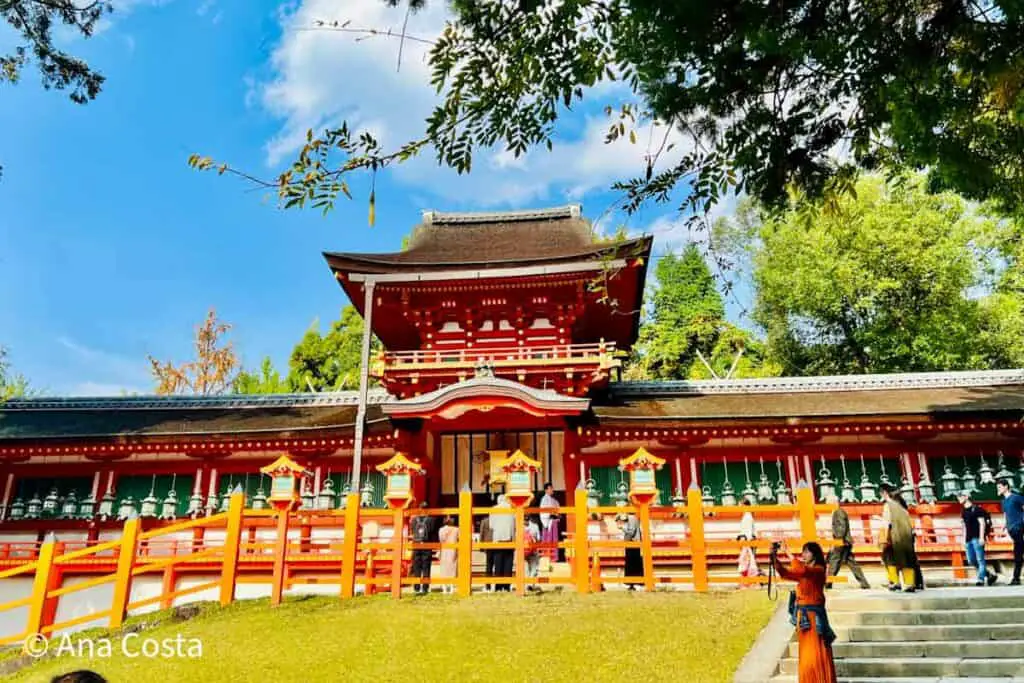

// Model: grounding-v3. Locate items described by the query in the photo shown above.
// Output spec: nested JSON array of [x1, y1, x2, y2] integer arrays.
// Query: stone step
[[840, 623, 1023, 642], [829, 607, 1024, 626], [789, 639, 1024, 659], [828, 590, 1024, 613], [778, 657, 1024, 678]]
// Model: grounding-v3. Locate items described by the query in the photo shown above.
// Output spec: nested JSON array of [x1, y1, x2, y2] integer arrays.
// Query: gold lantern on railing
[[375, 452, 424, 510], [260, 454, 309, 512], [618, 447, 666, 506]]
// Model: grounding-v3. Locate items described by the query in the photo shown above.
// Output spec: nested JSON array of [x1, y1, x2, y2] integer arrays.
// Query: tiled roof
[[323, 205, 651, 272], [595, 370, 1024, 423], [0, 391, 391, 441]]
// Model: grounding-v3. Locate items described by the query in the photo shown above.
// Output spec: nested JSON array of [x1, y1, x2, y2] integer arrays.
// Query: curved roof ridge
[[422, 205, 581, 225], [0, 389, 394, 412]]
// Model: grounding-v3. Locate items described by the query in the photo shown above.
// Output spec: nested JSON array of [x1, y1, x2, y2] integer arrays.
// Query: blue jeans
[[965, 538, 987, 581]]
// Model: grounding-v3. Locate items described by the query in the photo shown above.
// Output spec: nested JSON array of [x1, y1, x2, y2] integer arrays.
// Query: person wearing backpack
[[958, 491, 996, 586], [410, 501, 437, 594]]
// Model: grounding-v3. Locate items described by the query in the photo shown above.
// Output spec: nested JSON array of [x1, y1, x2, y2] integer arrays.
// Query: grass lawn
[[12, 590, 775, 682]]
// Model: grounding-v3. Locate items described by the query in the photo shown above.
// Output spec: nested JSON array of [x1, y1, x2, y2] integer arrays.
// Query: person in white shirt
[[540, 482, 561, 563]]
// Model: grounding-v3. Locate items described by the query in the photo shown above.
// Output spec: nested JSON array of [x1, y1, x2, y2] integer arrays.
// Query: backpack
[[411, 516, 431, 543]]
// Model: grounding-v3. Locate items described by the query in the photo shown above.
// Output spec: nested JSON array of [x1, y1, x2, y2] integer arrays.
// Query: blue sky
[[0, 0, 740, 396]]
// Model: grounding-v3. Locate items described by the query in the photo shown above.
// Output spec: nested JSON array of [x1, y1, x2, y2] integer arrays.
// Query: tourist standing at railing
[[489, 494, 515, 591], [410, 501, 437, 595], [525, 514, 542, 590], [623, 512, 644, 590], [540, 482, 560, 564], [959, 491, 996, 586], [770, 540, 837, 683], [479, 514, 496, 592], [438, 515, 459, 594], [879, 483, 916, 592], [825, 494, 870, 590], [996, 479, 1024, 586]]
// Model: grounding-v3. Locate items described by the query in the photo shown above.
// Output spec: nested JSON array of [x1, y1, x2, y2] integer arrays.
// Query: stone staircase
[[770, 587, 1024, 682]]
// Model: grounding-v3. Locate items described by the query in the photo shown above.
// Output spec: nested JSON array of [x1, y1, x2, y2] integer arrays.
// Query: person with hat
[[879, 483, 916, 592], [959, 490, 996, 586]]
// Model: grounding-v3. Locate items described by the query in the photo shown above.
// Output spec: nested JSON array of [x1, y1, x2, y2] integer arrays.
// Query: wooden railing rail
[[1, 485, 1015, 652]]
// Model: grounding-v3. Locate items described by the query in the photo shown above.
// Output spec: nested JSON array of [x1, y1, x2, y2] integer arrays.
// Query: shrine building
[[1, 204, 1023, 544]]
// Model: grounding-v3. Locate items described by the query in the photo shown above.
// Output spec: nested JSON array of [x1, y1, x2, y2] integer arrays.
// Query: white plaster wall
[[0, 577, 32, 640]]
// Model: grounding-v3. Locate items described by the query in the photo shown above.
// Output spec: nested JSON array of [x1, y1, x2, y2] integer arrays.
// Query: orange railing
[[2, 486, 1014, 651], [379, 341, 618, 369]]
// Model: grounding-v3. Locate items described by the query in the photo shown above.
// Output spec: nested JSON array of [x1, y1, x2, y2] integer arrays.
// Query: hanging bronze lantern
[[899, 474, 917, 507], [98, 489, 116, 519], [774, 459, 791, 505], [978, 452, 996, 485], [337, 480, 351, 509], [816, 457, 836, 501], [60, 491, 79, 519], [140, 478, 160, 519], [939, 461, 961, 499], [26, 492, 43, 519], [8, 497, 25, 521], [701, 484, 715, 507], [187, 490, 204, 518], [160, 489, 179, 520], [360, 479, 375, 507], [317, 478, 338, 510], [720, 480, 738, 507], [995, 452, 1014, 483], [117, 495, 137, 521], [858, 455, 878, 503], [838, 455, 858, 503], [961, 462, 978, 494], [77, 492, 97, 520], [42, 487, 60, 518]]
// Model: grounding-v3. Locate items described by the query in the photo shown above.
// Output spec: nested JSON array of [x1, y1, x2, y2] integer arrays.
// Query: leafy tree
[[233, 356, 291, 394], [0, 347, 30, 399], [624, 244, 777, 380], [286, 306, 380, 392], [149, 309, 240, 395], [196, 1, 1024, 223], [2, 1, 109, 102], [735, 174, 1014, 374]]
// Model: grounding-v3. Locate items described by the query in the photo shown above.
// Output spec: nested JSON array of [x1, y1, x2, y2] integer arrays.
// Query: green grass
[[11, 591, 774, 682]]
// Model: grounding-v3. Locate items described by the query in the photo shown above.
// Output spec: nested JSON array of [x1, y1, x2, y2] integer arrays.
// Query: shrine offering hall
[[1, 205, 1023, 549]]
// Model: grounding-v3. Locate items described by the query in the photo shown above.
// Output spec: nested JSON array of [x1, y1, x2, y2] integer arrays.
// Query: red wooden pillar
[[563, 427, 581, 494]]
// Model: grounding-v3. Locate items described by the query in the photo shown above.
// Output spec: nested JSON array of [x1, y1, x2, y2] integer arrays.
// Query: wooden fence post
[[270, 510, 290, 607], [23, 534, 59, 645], [639, 500, 655, 592], [340, 493, 361, 599], [796, 484, 816, 545], [573, 487, 590, 594], [686, 486, 708, 592], [457, 489, 473, 597], [514, 505, 526, 596], [390, 508, 405, 598], [109, 518, 141, 629], [219, 492, 245, 607]]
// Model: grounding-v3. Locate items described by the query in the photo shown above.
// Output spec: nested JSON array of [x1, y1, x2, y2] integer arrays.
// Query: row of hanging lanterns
[[3, 469, 387, 523]]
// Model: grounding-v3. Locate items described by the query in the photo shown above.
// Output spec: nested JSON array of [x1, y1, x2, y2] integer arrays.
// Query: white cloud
[[257, 0, 690, 209], [56, 337, 151, 396]]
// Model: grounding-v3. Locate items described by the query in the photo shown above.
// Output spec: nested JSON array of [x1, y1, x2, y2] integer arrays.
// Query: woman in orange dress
[[769, 541, 837, 683]]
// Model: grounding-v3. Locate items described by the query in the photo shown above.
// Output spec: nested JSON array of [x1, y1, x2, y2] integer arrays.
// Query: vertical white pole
[[675, 458, 683, 490], [351, 279, 376, 493], [89, 472, 100, 499], [689, 458, 698, 487]]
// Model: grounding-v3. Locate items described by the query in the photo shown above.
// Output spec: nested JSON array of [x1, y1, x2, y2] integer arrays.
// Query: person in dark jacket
[[997, 478, 1024, 585], [825, 494, 869, 589]]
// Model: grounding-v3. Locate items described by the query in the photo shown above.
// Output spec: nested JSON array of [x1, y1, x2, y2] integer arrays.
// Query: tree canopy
[[233, 306, 380, 395], [722, 174, 1020, 375], [195, 0, 1024, 223], [149, 309, 240, 395], [2, 1, 109, 103], [0, 347, 30, 400], [625, 244, 776, 380]]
